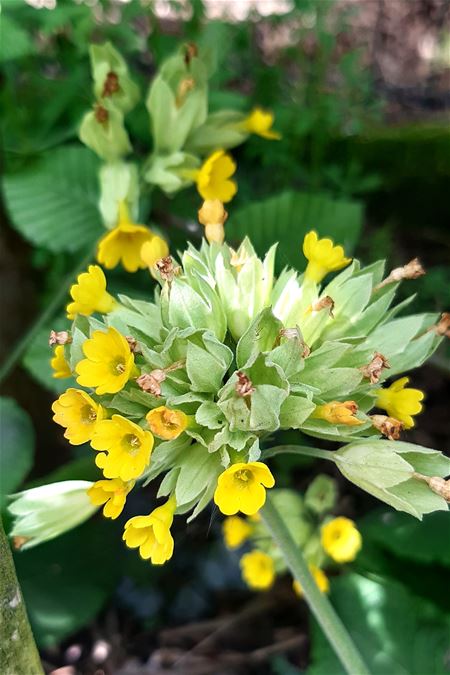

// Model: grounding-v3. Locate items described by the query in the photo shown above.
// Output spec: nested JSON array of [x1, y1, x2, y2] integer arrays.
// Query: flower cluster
[[40, 207, 450, 564], [78, 42, 279, 274], [223, 482, 362, 594]]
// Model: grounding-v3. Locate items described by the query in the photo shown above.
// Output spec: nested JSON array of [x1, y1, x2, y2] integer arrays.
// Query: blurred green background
[[1, 0, 449, 673]]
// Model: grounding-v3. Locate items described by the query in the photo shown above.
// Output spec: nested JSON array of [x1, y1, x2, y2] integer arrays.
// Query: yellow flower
[[214, 462, 275, 516], [312, 400, 363, 426], [195, 150, 237, 203], [52, 388, 104, 445], [293, 566, 329, 597], [66, 265, 116, 320], [91, 414, 154, 481], [375, 377, 424, 429], [140, 236, 169, 270], [76, 326, 135, 395], [240, 550, 275, 590], [303, 231, 351, 283], [97, 202, 154, 273], [123, 496, 176, 565], [146, 406, 188, 441], [87, 478, 134, 519], [242, 107, 281, 140], [321, 517, 362, 563], [222, 516, 252, 549], [51, 345, 72, 379]]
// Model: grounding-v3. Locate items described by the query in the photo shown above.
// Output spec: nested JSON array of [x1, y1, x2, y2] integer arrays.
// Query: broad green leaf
[[279, 395, 316, 429], [2, 146, 103, 252], [0, 14, 32, 62], [14, 518, 123, 648], [228, 191, 363, 272], [308, 573, 450, 675], [0, 398, 34, 506], [174, 443, 222, 506], [236, 307, 283, 368]]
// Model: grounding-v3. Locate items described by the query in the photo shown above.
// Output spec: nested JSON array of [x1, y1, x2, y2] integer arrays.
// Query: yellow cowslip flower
[[122, 495, 176, 565], [140, 236, 169, 270], [303, 231, 351, 283], [222, 515, 252, 549], [91, 414, 154, 481], [375, 377, 424, 429], [51, 345, 72, 379], [146, 406, 188, 441], [240, 550, 275, 590], [195, 150, 237, 203], [76, 326, 135, 395], [293, 566, 329, 597], [87, 478, 135, 519], [52, 388, 104, 445], [66, 265, 116, 320], [312, 400, 363, 426], [241, 107, 281, 140], [321, 516, 362, 563], [97, 202, 154, 273], [213, 462, 275, 516]]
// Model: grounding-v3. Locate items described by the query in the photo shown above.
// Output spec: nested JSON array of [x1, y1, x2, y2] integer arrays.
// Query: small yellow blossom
[[66, 265, 116, 320], [375, 377, 424, 429], [52, 388, 104, 445], [321, 517, 362, 563], [141, 236, 169, 270], [240, 550, 275, 590], [146, 406, 188, 441], [293, 566, 329, 597], [97, 202, 154, 273], [195, 150, 237, 203], [242, 107, 281, 140], [312, 400, 363, 426], [214, 462, 275, 516], [222, 516, 252, 549], [91, 414, 154, 481], [76, 326, 135, 395], [123, 496, 176, 565], [51, 345, 72, 379], [87, 478, 135, 519], [303, 231, 351, 283]]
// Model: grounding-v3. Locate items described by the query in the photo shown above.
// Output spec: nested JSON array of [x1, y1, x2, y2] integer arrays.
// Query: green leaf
[[0, 398, 34, 506], [236, 307, 283, 368], [0, 14, 33, 62], [186, 333, 233, 393], [2, 146, 103, 252], [174, 443, 222, 506], [14, 517, 123, 648], [308, 573, 450, 675], [304, 475, 337, 515], [228, 191, 363, 272], [279, 394, 316, 429]]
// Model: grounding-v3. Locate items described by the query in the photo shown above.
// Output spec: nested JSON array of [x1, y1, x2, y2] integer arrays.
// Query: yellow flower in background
[[293, 566, 329, 597], [97, 202, 154, 272], [91, 414, 153, 481], [146, 406, 188, 441], [240, 550, 275, 590], [52, 388, 104, 445], [66, 265, 116, 320], [140, 236, 169, 270], [123, 496, 176, 565], [321, 517, 362, 563], [196, 150, 237, 203], [375, 377, 424, 429], [222, 515, 252, 549], [214, 462, 275, 516], [87, 478, 134, 519], [76, 326, 135, 395], [242, 107, 281, 140], [303, 231, 351, 283], [312, 400, 363, 426], [51, 345, 72, 379]]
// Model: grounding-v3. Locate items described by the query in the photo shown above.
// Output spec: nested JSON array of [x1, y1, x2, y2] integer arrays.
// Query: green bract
[[58, 236, 447, 522]]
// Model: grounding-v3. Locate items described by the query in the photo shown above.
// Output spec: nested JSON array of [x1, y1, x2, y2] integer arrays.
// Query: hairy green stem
[[0, 247, 94, 385], [0, 517, 43, 675], [263, 445, 336, 461], [261, 494, 371, 675]]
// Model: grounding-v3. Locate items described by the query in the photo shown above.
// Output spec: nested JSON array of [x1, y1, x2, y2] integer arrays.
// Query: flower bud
[[312, 401, 363, 426], [198, 200, 228, 227]]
